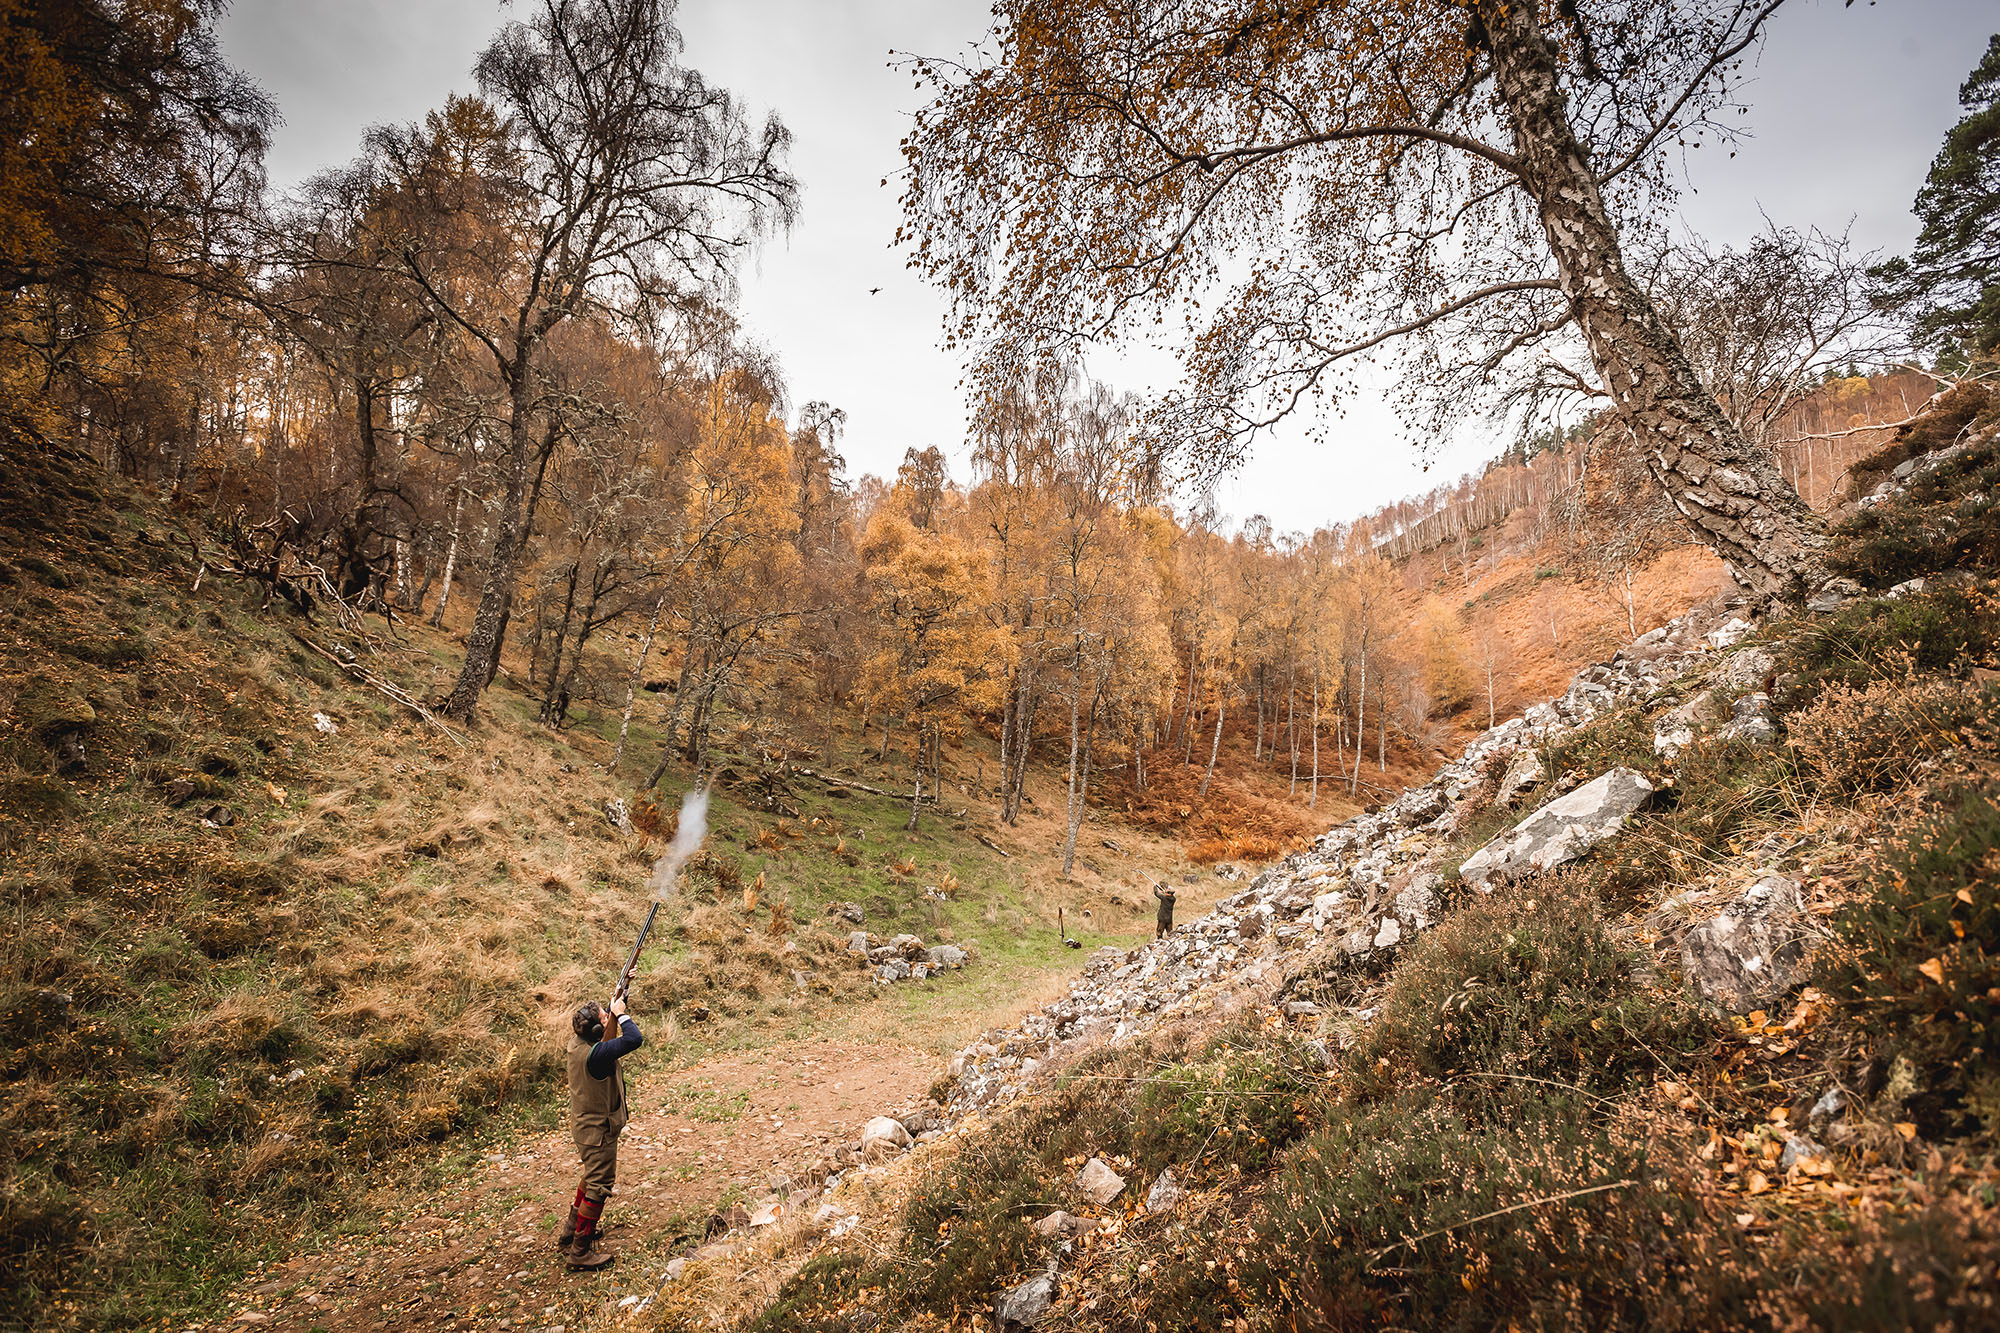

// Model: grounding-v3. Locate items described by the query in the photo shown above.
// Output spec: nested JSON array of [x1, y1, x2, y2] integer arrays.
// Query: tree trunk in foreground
[[1483, 0, 1827, 601]]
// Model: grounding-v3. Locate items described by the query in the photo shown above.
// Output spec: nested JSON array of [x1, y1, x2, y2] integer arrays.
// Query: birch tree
[[372, 0, 796, 721], [902, 0, 1832, 600]]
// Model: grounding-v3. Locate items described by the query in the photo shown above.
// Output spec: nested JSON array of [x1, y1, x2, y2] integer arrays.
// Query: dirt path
[[201, 1039, 938, 1332]]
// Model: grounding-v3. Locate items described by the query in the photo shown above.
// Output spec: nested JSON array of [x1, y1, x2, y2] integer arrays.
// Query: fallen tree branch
[[792, 767, 939, 803], [291, 632, 467, 748], [973, 832, 1011, 858]]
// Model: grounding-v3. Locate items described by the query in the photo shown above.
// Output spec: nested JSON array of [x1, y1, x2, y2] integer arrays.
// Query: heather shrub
[[1539, 705, 1660, 782], [1831, 424, 2000, 586], [740, 1253, 868, 1333], [1348, 882, 1715, 1100], [1787, 676, 1999, 794], [887, 1019, 1320, 1316], [1782, 584, 2000, 696], [1251, 1095, 1754, 1332], [1818, 778, 2000, 1140]]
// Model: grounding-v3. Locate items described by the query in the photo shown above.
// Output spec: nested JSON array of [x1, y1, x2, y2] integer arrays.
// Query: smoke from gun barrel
[[646, 787, 710, 902]]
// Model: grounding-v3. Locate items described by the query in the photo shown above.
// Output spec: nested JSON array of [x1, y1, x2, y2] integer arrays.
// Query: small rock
[[1031, 1210, 1096, 1238], [1145, 1169, 1185, 1215], [1809, 1086, 1847, 1127], [846, 931, 871, 955], [197, 803, 235, 828], [664, 1257, 687, 1280], [1392, 786, 1449, 827], [749, 1199, 783, 1227], [601, 798, 631, 832], [1654, 690, 1715, 759], [994, 1266, 1058, 1331], [1372, 917, 1402, 949], [927, 943, 968, 970], [1309, 891, 1349, 932], [1283, 1000, 1321, 1017], [1720, 646, 1777, 692], [1681, 873, 1812, 1012], [1779, 1135, 1825, 1171], [1495, 749, 1546, 806], [311, 712, 339, 735], [1719, 692, 1777, 747], [861, 1115, 913, 1163], [1075, 1157, 1126, 1206], [826, 901, 865, 925], [1705, 617, 1754, 649], [1807, 578, 1863, 614], [1392, 875, 1440, 930], [875, 960, 911, 983], [1886, 577, 1927, 599]]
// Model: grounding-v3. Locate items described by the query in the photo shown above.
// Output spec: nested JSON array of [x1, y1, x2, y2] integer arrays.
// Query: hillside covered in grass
[[659, 399, 2000, 1331], [0, 441, 1238, 1329]]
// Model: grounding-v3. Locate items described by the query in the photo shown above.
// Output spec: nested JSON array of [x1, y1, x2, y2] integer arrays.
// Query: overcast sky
[[219, 0, 1998, 536]]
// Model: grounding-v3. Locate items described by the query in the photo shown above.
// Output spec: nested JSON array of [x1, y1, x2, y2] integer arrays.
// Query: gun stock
[[615, 902, 661, 1003]]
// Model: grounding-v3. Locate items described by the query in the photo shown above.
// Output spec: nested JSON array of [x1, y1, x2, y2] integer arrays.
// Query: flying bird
[[868, 287, 882, 295]]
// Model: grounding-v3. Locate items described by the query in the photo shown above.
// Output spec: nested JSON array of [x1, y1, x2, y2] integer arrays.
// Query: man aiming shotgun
[[558, 902, 659, 1271], [558, 789, 702, 1270]]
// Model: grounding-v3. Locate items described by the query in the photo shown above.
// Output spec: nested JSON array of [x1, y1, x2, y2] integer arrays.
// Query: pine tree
[[1873, 34, 2000, 369]]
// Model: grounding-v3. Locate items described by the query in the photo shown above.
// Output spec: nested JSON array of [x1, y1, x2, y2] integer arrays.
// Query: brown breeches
[[578, 1133, 619, 1202]]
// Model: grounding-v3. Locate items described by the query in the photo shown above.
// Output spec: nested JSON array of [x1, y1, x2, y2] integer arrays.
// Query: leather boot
[[558, 1184, 584, 1250], [566, 1195, 614, 1271]]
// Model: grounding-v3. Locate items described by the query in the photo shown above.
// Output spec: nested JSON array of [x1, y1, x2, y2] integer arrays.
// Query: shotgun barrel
[[614, 902, 661, 1003]]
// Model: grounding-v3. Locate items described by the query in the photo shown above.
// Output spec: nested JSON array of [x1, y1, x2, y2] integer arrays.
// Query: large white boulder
[[1459, 768, 1654, 889]]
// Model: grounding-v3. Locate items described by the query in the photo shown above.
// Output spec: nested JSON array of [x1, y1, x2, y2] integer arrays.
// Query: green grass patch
[[1539, 705, 1661, 784]]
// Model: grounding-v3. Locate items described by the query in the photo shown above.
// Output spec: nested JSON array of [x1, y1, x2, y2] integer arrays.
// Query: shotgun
[[614, 902, 660, 1004]]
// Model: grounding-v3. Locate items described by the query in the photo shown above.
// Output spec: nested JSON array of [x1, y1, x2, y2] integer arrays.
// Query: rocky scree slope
[[659, 405, 2000, 1333], [945, 602, 1749, 1114]]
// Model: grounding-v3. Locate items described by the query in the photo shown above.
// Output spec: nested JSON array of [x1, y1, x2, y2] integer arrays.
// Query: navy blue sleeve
[[585, 1016, 642, 1080]]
